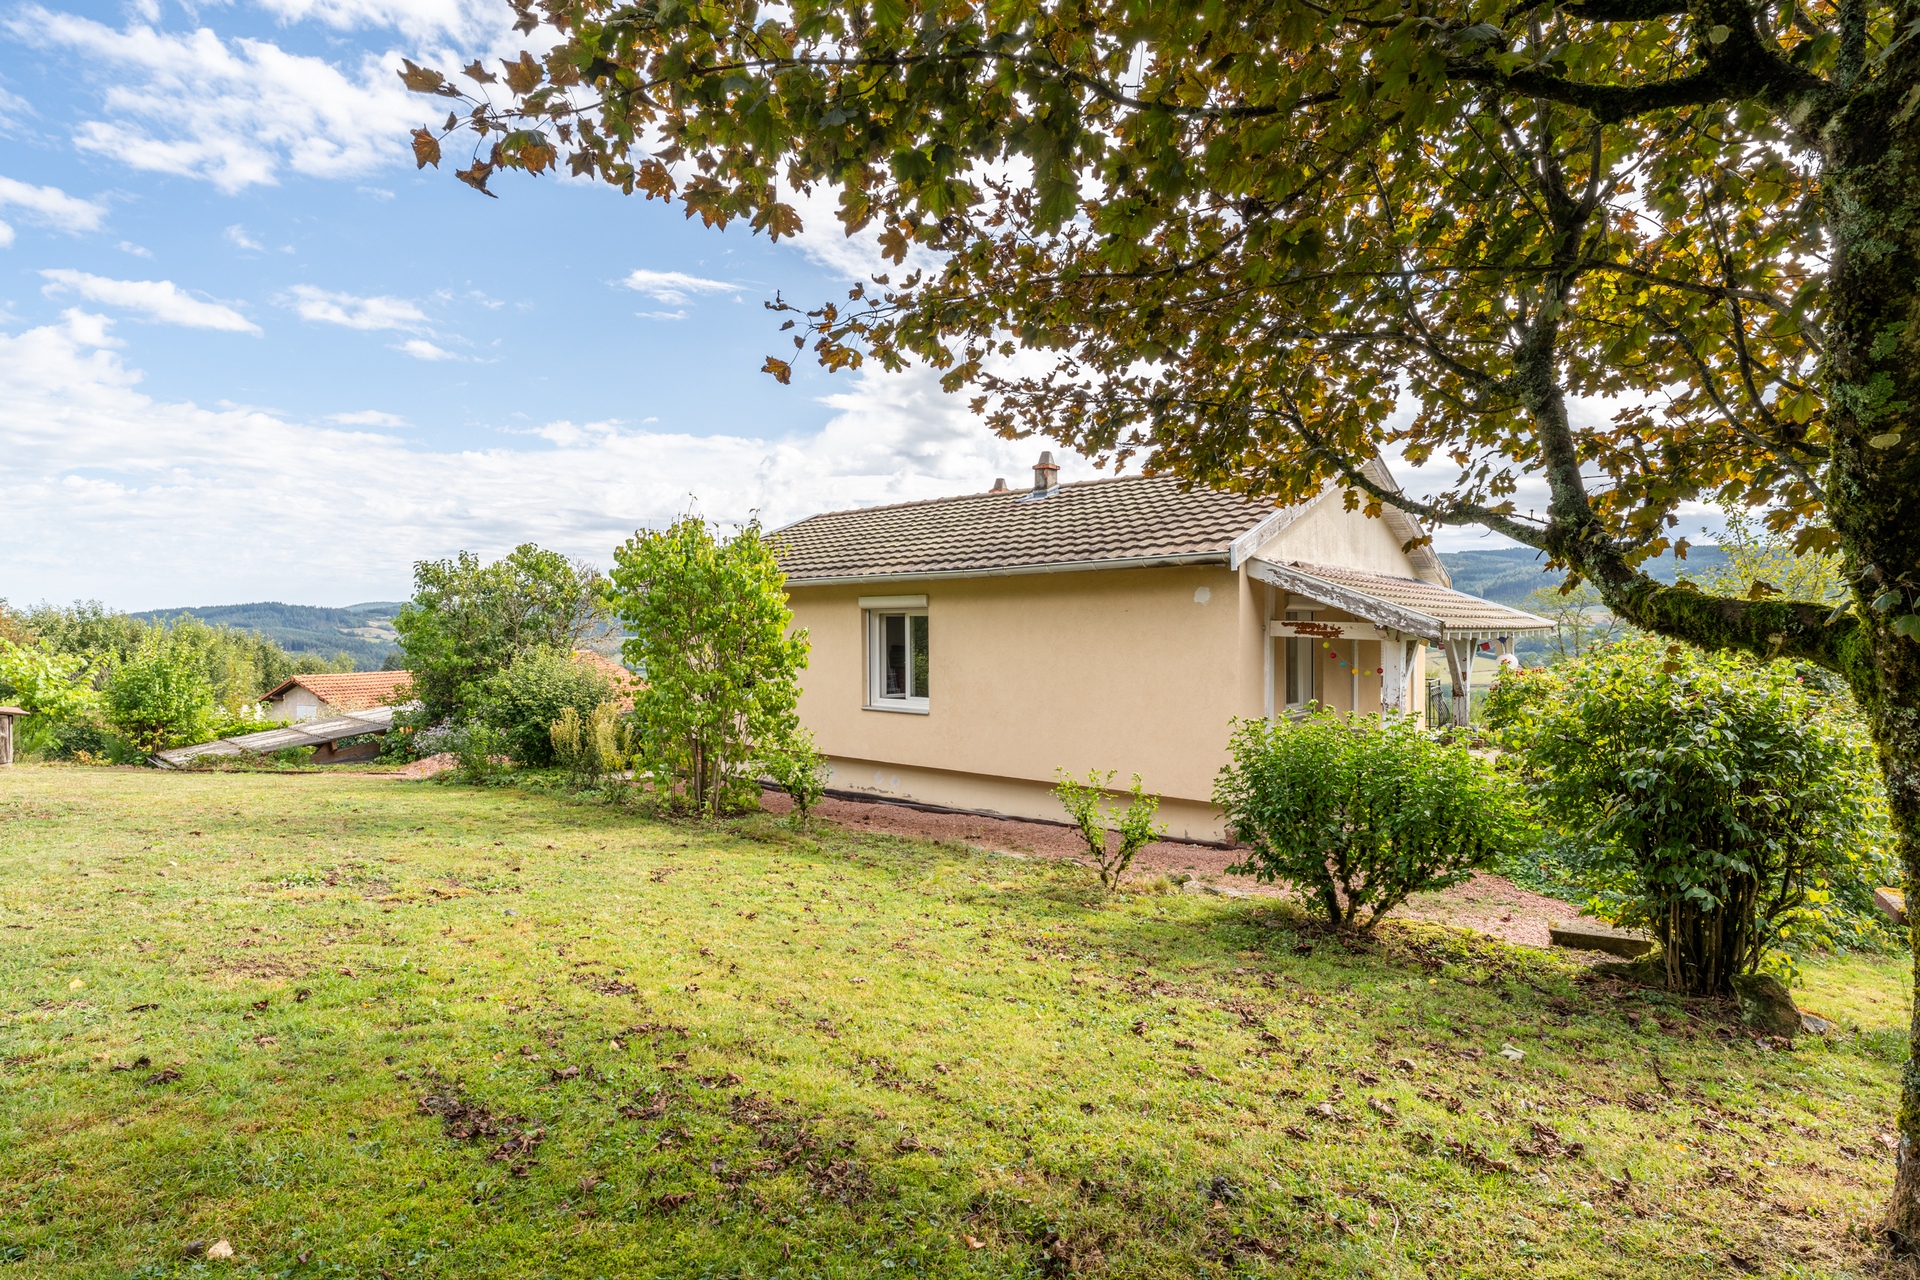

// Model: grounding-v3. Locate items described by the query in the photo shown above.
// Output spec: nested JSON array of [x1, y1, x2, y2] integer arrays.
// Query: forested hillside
[[129, 602, 403, 670]]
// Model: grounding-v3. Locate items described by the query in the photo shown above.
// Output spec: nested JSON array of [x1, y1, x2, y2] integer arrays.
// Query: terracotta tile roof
[[775, 474, 1285, 582], [571, 649, 640, 709], [1262, 561, 1555, 638], [262, 670, 414, 711]]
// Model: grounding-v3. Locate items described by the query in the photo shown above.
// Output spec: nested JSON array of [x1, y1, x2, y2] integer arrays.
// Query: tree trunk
[[1817, 48, 1920, 1248]]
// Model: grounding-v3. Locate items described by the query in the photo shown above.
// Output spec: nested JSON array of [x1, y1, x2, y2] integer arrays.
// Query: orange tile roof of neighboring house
[[261, 670, 415, 711], [775, 473, 1288, 583], [572, 649, 639, 709]]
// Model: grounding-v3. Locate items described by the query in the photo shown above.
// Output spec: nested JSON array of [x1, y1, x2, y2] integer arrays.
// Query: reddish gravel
[[760, 789, 1576, 948]]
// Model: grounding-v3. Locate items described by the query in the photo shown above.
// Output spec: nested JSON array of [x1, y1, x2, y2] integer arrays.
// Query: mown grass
[[0, 764, 1905, 1279]]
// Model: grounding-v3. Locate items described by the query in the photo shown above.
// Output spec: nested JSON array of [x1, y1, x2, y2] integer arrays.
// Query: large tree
[[400, 0, 1920, 1238]]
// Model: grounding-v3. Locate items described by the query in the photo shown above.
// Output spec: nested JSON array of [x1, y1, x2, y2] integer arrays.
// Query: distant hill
[[130, 601, 404, 671], [1438, 545, 1731, 606]]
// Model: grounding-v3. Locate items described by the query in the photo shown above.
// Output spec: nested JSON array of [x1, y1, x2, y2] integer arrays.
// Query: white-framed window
[[862, 597, 930, 713], [1282, 610, 1319, 708]]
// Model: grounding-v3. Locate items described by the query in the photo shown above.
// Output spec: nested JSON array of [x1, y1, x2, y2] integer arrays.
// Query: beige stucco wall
[[265, 689, 329, 723], [788, 565, 1265, 840], [1254, 491, 1429, 577]]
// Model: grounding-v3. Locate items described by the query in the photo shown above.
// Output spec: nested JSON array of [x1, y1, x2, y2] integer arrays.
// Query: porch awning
[[1247, 559, 1554, 644]]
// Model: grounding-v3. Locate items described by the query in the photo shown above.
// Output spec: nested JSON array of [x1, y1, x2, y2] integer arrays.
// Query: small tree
[[1487, 636, 1887, 995], [609, 516, 809, 817], [481, 648, 616, 766], [765, 730, 830, 830], [394, 544, 605, 723], [106, 640, 215, 755], [1053, 770, 1165, 891], [1215, 711, 1528, 930]]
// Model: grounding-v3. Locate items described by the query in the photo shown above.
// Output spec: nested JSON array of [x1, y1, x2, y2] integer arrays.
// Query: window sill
[[864, 700, 930, 715]]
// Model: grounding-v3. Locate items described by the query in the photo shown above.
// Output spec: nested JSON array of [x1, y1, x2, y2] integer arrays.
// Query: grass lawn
[[0, 765, 1905, 1279]]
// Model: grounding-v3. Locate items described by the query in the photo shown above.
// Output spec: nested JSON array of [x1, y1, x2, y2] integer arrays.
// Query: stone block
[[1548, 919, 1654, 959], [1875, 887, 1906, 926]]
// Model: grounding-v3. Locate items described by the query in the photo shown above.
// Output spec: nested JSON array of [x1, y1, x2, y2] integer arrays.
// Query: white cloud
[[284, 284, 428, 331], [616, 269, 741, 306], [327, 409, 409, 426], [0, 313, 1096, 608], [225, 224, 264, 251], [118, 241, 152, 257], [40, 269, 259, 332], [14, 10, 424, 192], [0, 175, 107, 233], [0, 221, 12, 249], [393, 338, 456, 360], [253, 0, 507, 42]]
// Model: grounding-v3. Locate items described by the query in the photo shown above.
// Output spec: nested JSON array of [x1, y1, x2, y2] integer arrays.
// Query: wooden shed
[[0, 706, 23, 767]]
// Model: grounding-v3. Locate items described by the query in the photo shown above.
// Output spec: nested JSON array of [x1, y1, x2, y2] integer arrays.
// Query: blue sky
[[0, 0, 1574, 612]]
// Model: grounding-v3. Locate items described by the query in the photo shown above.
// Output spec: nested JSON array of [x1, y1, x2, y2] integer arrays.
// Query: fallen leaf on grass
[[207, 1240, 234, 1259], [1283, 1125, 1312, 1140], [1445, 1139, 1514, 1174], [963, 1235, 986, 1250], [127, 1003, 158, 1013], [295, 989, 311, 1002], [655, 1191, 695, 1210], [145, 1068, 182, 1086]]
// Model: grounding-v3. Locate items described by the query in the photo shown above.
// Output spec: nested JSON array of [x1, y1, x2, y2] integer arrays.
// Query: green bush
[[1486, 636, 1893, 993], [1214, 710, 1530, 930], [479, 649, 617, 765], [550, 703, 637, 791], [1053, 769, 1165, 891], [105, 641, 216, 756], [765, 731, 830, 829]]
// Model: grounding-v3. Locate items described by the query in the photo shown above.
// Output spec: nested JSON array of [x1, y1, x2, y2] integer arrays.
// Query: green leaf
[[1869, 431, 1902, 449], [1893, 615, 1920, 641], [1707, 24, 1731, 42]]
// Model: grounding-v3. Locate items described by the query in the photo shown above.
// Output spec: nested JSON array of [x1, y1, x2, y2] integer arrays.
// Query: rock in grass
[[207, 1240, 234, 1260], [1731, 973, 1801, 1039]]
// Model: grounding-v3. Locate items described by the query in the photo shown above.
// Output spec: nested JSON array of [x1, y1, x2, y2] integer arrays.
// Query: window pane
[[883, 614, 907, 697], [910, 614, 930, 699], [1284, 638, 1301, 705]]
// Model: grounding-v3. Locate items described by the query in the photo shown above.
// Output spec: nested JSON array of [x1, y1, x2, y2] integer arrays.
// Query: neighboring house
[[262, 671, 414, 722], [571, 649, 640, 709], [776, 454, 1551, 839]]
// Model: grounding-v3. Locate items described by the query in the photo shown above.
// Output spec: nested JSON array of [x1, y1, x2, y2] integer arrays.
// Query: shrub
[[1053, 770, 1165, 891], [1485, 635, 1891, 994], [609, 516, 808, 817], [447, 723, 509, 784], [765, 731, 830, 829], [105, 641, 215, 756], [480, 648, 616, 765], [551, 703, 636, 790], [1214, 710, 1529, 930]]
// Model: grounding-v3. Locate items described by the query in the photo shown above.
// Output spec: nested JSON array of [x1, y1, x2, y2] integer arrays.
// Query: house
[[775, 454, 1552, 839], [262, 670, 413, 722]]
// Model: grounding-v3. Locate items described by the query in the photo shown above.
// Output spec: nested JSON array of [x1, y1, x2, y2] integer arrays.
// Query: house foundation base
[[819, 756, 1228, 843]]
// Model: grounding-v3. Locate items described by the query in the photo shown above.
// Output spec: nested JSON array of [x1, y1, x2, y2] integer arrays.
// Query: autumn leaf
[[411, 129, 442, 170], [502, 52, 543, 95], [398, 59, 445, 93], [761, 356, 793, 384], [463, 59, 497, 84], [455, 159, 498, 197]]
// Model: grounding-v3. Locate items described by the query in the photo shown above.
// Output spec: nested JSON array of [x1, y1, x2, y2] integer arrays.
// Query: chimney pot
[[1032, 451, 1061, 496], [989, 477, 1008, 493]]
